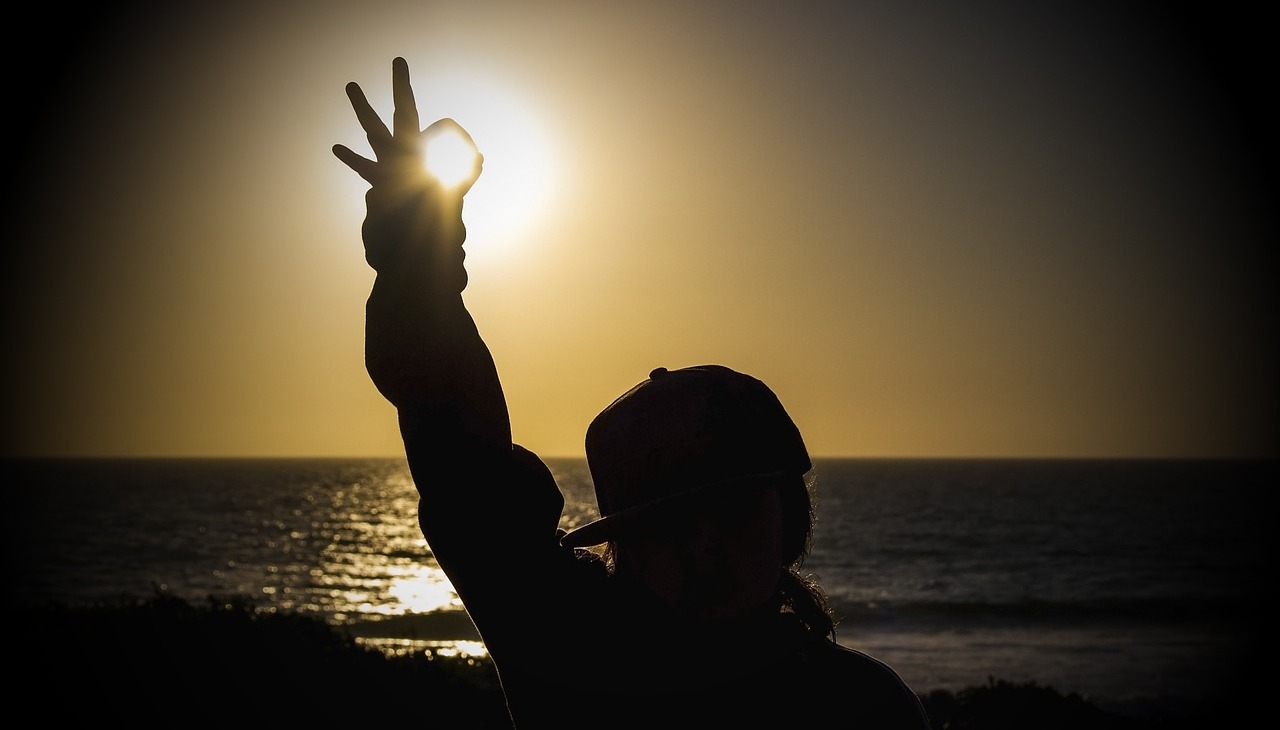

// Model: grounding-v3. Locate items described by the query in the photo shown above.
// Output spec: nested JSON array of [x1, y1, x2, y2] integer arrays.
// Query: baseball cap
[[559, 365, 811, 547]]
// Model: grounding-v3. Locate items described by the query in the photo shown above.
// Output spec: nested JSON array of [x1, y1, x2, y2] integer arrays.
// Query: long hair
[[776, 472, 836, 639]]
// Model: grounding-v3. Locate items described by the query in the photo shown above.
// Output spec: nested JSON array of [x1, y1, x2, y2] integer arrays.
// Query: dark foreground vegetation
[[13, 593, 1253, 728]]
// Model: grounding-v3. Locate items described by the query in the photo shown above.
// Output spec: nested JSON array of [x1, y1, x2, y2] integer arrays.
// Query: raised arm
[[333, 57, 511, 453], [334, 63, 572, 652]]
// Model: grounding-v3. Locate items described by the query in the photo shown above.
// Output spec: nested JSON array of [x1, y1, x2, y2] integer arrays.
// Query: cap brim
[[558, 471, 788, 548]]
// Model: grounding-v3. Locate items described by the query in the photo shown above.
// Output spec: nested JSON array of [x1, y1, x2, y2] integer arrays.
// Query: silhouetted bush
[[15, 590, 510, 726], [918, 676, 1253, 730], [13, 592, 1254, 728]]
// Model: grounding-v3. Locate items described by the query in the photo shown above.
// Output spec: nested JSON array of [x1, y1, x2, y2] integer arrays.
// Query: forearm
[[362, 181, 512, 452], [336, 59, 524, 578], [367, 284, 510, 446]]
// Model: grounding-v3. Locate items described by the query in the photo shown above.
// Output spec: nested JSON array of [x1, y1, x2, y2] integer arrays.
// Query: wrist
[[362, 185, 469, 285]]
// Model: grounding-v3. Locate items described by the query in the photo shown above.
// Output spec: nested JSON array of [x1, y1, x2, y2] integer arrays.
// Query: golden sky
[[4, 1, 1275, 458]]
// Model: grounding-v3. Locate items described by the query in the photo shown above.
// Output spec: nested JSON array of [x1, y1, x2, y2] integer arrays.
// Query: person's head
[[560, 365, 830, 628]]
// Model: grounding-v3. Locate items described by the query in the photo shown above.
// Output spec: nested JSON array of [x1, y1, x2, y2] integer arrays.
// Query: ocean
[[6, 456, 1271, 716]]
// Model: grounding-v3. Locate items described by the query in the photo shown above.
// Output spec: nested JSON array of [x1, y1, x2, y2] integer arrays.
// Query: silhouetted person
[[333, 57, 931, 729]]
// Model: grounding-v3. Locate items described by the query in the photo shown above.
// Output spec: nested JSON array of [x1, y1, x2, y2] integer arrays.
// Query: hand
[[333, 57, 483, 194], [333, 58, 482, 278]]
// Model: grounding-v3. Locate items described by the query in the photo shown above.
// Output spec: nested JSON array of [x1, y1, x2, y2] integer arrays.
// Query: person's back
[[334, 57, 931, 729], [493, 563, 927, 728], [498, 606, 926, 728]]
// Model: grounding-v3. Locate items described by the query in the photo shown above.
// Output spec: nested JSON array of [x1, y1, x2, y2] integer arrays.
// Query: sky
[[4, 1, 1275, 459]]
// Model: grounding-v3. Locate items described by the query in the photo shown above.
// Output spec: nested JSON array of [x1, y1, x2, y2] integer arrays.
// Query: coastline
[[9, 456, 1267, 725], [338, 602, 1262, 719], [17, 593, 1261, 727]]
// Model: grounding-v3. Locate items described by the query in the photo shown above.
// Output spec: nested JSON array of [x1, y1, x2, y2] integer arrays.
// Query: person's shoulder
[[806, 639, 932, 727], [808, 639, 904, 682]]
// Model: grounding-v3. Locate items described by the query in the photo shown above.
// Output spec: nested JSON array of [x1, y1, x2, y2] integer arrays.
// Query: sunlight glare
[[409, 70, 559, 248], [423, 128, 479, 188]]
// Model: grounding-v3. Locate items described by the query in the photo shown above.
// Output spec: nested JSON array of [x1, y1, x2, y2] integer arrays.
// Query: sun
[[409, 70, 559, 249], [422, 127, 481, 189]]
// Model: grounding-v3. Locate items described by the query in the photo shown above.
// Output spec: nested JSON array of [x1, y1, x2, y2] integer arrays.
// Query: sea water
[[7, 456, 1271, 714]]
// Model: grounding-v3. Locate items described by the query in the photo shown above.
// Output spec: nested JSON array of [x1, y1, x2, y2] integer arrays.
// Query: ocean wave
[[831, 595, 1264, 625]]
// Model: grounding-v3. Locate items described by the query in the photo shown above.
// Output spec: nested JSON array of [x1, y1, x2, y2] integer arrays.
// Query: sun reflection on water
[[357, 638, 489, 659], [282, 459, 598, 658], [386, 564, 462, 614]]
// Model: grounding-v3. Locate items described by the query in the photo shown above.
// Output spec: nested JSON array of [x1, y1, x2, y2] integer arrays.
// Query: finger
[[345, 81, 392, 154], [392, 57, 420, 140], [332, 144, 379, 184]]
